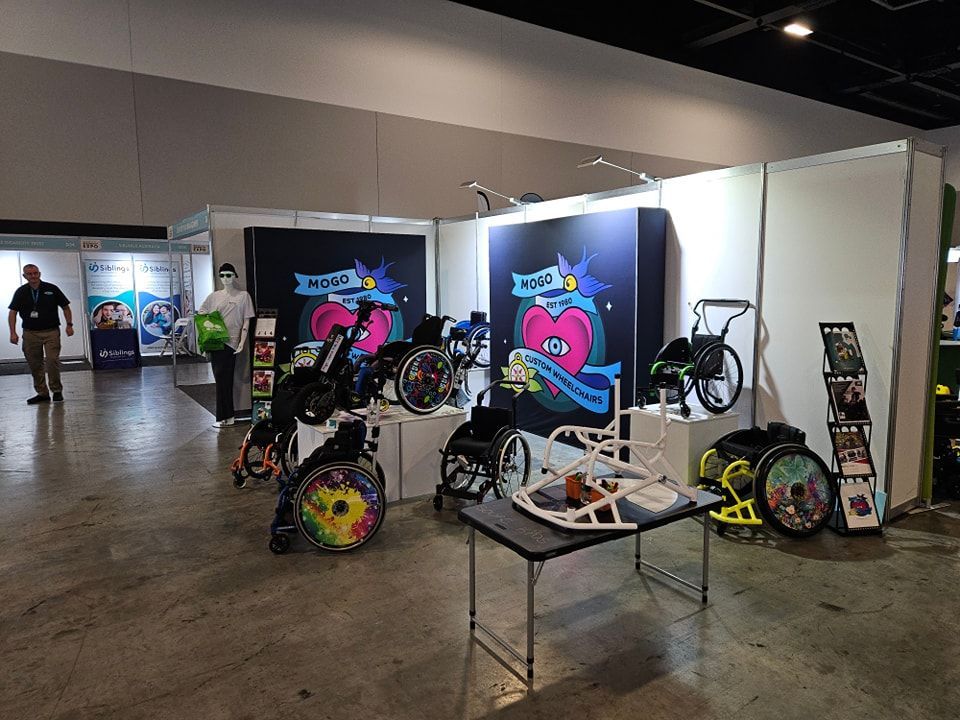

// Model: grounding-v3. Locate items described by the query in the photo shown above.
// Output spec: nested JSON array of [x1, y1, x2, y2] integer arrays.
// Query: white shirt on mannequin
[[199, 280, 254, 352]]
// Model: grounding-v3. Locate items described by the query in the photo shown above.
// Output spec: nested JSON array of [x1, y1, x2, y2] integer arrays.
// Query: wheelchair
[[434, 380, 531, 510], [698, 422, 836, 538], [640, 298, 751, 417], [230, 381, 299, 488]]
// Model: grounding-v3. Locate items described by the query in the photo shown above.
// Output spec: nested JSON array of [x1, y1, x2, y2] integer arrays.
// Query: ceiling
[[453, 0, 960, 130]]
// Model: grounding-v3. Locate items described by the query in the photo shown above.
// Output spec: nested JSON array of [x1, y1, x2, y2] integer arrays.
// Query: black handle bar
[[691, 298, 752, 338]]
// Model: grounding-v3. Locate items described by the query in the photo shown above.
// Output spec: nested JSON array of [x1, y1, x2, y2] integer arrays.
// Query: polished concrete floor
[[1, 366, 958, 719]]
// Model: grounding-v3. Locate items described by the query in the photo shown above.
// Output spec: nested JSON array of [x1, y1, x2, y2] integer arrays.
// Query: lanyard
[[31, 287, 39, 308]]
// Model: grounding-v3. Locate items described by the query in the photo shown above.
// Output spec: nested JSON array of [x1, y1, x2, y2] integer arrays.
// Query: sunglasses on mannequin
[[219, 272, 235, 278]]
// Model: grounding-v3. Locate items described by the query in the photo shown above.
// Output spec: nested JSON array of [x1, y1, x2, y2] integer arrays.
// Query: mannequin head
[[218, 262, 238, 290]]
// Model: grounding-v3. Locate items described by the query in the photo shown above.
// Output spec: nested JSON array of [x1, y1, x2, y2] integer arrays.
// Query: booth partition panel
[[20, 250, 86, 360], [438, 219, 481, 323], [758, 149, 909, 501], [0, 252, 25, 361]]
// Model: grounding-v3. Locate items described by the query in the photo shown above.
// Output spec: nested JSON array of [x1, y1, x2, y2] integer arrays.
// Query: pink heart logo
[[521, 306, 593, 396], [310, 302, 392, 353]]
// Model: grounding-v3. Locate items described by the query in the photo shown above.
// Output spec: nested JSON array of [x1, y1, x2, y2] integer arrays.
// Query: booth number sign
[[81, 239, 103, 251]]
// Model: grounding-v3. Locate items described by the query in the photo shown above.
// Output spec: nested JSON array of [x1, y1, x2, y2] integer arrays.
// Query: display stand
[[820, 323, 883, 535], [629, 404, 739, 486], [251, 309, 278, 423], [297, 404, 466, 502]]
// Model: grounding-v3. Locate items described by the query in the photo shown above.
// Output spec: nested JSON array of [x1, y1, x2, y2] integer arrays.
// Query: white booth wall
[[437, 139, 943, 517]]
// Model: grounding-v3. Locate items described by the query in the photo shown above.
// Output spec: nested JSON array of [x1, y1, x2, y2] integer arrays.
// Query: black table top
[[458, 485, 723, 561]]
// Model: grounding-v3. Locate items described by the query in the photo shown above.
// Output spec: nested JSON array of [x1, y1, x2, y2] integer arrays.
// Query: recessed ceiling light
[[783, 23, 813, 37]]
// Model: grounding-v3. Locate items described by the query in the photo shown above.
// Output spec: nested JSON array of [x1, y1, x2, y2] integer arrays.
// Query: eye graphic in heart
[[521, 306, 593, 396], [310, 302, 392, 353]]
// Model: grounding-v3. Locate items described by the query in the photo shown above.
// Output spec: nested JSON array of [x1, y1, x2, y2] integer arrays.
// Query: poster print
[[135, 260, 181, 349], [86, 258, 136, 330], [820, 323, 865, 374], [828, 378, 870, 424], [253, 340, 276, 368], [831, 426, 874, 477], [838, 481, 881, 530], [489, 209, 665, 439], [244, 228, 426, 364]]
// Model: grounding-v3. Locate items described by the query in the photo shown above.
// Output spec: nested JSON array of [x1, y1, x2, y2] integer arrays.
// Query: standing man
[[8, 264, 74, 404]]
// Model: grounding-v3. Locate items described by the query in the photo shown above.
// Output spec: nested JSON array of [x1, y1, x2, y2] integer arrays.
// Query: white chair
[[159, 318, 195, 357]]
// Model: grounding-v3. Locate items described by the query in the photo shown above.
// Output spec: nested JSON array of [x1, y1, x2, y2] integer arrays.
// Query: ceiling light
[[576, 155, 657, 184], [783, 23, 813, 37], [459, 180, 524, 206]]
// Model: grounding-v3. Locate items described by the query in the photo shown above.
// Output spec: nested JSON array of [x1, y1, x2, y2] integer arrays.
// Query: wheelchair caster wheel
[[433, 494, 444, 511], [233, 472, 247, 489], [269, 534, 290, 554], [680, 405, 691, 418], [716, 522, 727, 537]]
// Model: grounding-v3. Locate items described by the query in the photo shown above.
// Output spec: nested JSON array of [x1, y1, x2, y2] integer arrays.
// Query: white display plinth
[[296, 404, 466, 502], [628, 405, 740, 486]]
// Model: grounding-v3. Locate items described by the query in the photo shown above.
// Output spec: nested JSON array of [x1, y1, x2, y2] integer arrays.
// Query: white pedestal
[[296, 404, 466, 501], [627, 404, 740, 486]]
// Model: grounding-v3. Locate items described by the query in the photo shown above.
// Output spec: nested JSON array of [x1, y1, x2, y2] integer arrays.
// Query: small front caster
[[433, 494, 444, 511], [269, 533, 290, 554]]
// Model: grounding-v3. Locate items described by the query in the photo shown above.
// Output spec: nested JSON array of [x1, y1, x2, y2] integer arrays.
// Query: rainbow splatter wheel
[[396, 347, 454, 414], [294, 462, 386, 551], [754, 444, 835, 538]]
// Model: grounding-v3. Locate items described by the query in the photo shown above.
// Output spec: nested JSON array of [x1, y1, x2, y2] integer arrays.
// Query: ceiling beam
[[686, 1, 838, 49]]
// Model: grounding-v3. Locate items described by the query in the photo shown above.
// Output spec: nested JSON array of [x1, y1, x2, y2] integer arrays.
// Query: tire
[[395, 347, 455, 414], [357, 452, 387, 492], [439, 424, 475, 490], [293, 462, 386, 551], [433, 494, 444, 511], [466, 323, 491, 369], [693, 342, 743, 414], [491, 432, 531, 499], [242, 443, 273, 480], [293, 378, 337, 425], [753, 443, 835, 538], [279, 425, 300, 477], [269, 533, 290, 554]]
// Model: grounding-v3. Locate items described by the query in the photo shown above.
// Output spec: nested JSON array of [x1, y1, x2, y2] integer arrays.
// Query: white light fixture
[[783, 22, 813, 37], [459, 180, 524, 206], [576, 155, 657, 184], [948, 247, 960, 263]]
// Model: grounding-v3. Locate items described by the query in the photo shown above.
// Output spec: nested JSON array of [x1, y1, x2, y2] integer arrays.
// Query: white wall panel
[[209, 211, 297, 296], [758, 151, 907, 495], [584, 188, 661, 214], [438, 219, 479, 321], [659, 168, 763, 423], [888, 149, 942, 511], [0, 251, 24, 361], [19, 251, 86, 359]]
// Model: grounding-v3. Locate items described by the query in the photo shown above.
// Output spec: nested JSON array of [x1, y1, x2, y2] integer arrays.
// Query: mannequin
[[199, 263, 255, 428]]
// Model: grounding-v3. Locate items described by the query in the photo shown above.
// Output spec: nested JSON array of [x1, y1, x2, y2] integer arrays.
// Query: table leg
[[634, 532, 641, 571], [469, 527, 476, 630], [701, 514, 710, 604], [527, 561, 535, 679]]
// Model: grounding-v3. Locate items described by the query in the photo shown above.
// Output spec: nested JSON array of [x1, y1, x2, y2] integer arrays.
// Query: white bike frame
[[512, 378, 697, 530]]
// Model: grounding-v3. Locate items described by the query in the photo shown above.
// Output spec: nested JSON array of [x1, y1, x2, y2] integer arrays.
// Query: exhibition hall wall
[[0, 0, 920, 227]]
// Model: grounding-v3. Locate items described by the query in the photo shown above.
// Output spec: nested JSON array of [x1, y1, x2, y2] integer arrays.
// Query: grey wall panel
[[133, 75, 379, 225], [0, 51, 142, 224], [377, 114, 502, 218]]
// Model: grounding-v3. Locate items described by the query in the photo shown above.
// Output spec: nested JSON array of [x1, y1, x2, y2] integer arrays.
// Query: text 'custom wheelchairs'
[[640, 298, 752, 417], [698, 422, 836, 537], [434, 380, 531, 510]]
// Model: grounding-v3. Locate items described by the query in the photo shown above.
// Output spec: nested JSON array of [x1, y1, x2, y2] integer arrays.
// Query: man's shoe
[[27, 394, 51, 405], [52, 392, 63, 402], [213, 417, 236, 428]]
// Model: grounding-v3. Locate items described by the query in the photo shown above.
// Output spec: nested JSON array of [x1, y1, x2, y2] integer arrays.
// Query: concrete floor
[[1, 365, 958, 719]]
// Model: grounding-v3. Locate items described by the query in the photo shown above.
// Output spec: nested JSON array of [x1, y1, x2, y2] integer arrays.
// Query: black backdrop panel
[[244, 227, 427, 363], [489, 208, 665, 439]]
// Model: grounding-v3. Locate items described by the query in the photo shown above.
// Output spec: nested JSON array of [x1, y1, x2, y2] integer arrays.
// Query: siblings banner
[[135, 260, 182, 349], [86, 258, 136, 330], [244, 227, 427, 365], [489, 208, 666, 439]]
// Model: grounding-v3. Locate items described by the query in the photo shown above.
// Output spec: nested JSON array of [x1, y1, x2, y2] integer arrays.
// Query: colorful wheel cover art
[[294, 463, 385, 551], [756, 448, 834, 537], [399, 348, 454, 412]]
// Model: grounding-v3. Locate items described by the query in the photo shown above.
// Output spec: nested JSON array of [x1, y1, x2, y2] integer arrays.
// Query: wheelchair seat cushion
[[448, 435, 494, 458]]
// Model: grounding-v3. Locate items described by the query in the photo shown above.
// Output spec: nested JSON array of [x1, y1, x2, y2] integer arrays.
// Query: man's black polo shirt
[[8, 282, 69, 331]]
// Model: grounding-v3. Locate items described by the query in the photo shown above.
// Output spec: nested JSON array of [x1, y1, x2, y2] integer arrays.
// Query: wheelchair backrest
[[691, 333, 721, 356], [470, 405, 513, 442], [411, 314, 445, 346], [767, 421, 806, 445]]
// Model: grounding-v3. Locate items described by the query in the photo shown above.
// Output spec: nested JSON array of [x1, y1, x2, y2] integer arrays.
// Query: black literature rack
[[250, 309, 279, 424]]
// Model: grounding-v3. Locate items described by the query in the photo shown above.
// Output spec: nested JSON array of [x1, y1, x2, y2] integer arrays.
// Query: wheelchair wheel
[[753, 443, 835, 538], [357, 451, 387, 491], [242, 443, 273, 480], [293, 462, 386, 551], [293, 377, 337, 425], [279, 425, 299, 477], [466, 323, 491, 369], [439, 425, 475, 490], [395, 347, 455, 414], [491, 432, 531, 499], [693, 342, 743, 414]]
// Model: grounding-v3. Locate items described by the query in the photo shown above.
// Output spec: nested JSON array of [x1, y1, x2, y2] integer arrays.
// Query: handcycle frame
[[513, 378, 697, 531]]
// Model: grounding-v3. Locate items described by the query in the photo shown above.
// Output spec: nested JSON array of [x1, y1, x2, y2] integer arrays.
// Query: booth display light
[[576, 154, 657, 183], [459, 180, 525, 207]]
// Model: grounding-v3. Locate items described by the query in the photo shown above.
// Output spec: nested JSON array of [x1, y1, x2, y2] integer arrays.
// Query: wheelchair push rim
[[396, 347, 455, 414], [493, 432, 531, 499], [693, 342, 743, 414], [293, 462, 386, 551], [753, 443, 835, 538], [466, 323, 491, 369]]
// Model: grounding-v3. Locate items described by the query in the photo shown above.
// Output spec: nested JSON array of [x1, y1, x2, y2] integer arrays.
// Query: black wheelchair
[[698, 422, 836, 538], [434, 380, 530, 510], [641, 298, 751, 417]]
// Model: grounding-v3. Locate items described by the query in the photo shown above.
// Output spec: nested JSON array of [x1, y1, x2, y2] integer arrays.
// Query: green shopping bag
[[194, 311, 231, 352]]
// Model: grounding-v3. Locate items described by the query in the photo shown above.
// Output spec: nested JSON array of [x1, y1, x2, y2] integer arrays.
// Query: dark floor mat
[[0, 359, 92, 375], [178, 382, 217, 416]]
